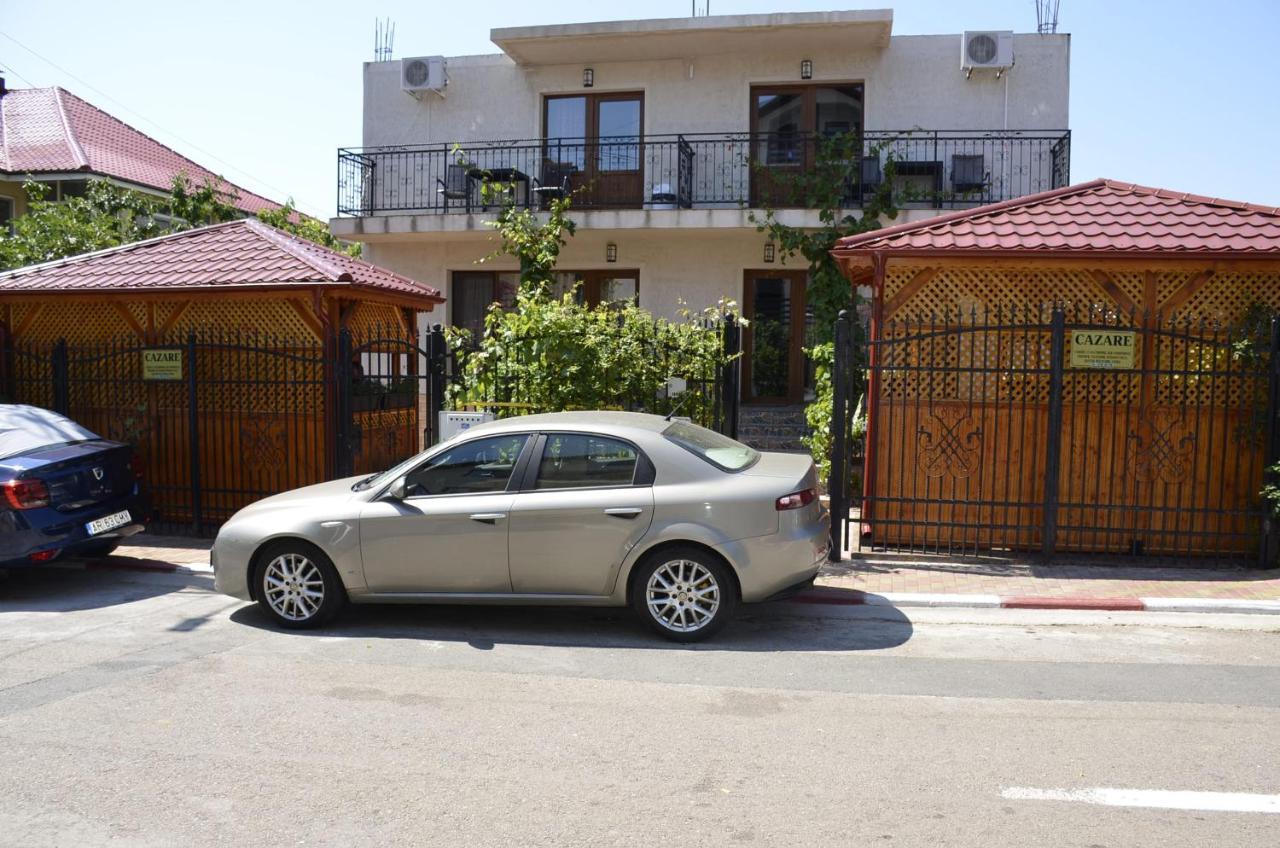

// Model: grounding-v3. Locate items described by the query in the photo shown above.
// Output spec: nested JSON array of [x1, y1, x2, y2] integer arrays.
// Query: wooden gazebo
[[833, 179, 1280, 559], [0, 219, 443, 527]]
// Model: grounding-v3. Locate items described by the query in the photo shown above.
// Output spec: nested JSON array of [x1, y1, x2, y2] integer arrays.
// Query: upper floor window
[[543, 93, 644, 209], [0, 196, 13, 234]]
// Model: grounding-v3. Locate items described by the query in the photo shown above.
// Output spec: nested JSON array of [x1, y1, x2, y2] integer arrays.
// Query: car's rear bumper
[[0, 493, 150, 567], [714, 505, 830, 603]]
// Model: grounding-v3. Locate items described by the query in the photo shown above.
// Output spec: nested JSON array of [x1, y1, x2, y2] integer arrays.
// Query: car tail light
[[129, 452, 145, 480], [29, 549, 59, 563], [2, 478, 50, 510], [775, 487, 817, 511]]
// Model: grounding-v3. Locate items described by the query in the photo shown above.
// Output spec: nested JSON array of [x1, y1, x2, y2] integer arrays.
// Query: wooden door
[[544, 93, 643, 209], [749, 84, 865, 207], [742, 270, 807, 403]]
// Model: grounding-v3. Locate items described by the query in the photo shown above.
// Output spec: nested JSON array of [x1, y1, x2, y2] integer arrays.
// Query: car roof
[[462, 410, 675, 438]]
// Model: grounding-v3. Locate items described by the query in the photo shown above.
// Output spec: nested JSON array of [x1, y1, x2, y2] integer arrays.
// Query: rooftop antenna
[[374, 17, 395, 62], [691, 1, 710, 16], [1035, 0, 1061, 34]]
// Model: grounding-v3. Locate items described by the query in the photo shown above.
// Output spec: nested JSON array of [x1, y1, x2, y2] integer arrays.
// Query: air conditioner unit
[[961, 31, 1014, 75], [401, 56, 447, 97]]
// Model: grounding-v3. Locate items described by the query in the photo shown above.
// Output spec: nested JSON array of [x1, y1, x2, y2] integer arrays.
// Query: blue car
[[0, 405, 150, 566]]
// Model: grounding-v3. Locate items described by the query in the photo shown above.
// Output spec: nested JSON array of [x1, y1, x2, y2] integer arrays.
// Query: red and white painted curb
[[791, 588, 1280, 615]]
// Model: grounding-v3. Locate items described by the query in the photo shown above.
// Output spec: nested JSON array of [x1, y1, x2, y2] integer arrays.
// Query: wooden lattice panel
[[175, 300, 317, 339], [884, 266, 1141, 320], [1179, 271, 1280, 323], [347, 302, 408, 342], [17, 301, 139, 343]]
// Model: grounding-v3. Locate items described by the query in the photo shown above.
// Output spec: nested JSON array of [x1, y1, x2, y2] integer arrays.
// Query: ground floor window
[[451, 270, 640, 337]]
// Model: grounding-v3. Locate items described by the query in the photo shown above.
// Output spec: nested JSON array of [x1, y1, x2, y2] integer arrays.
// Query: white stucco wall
[[363, 227, 810, 329], [362, 33, 1069, 147]]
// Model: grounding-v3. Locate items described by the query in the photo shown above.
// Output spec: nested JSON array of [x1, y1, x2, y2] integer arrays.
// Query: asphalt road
[[1, 564, 1278, 847]]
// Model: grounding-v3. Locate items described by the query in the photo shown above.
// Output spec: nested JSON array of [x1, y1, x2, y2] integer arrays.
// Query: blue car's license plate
[[86, 510, 131, 536]]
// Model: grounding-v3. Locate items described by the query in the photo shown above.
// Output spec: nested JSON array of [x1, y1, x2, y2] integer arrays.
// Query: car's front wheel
[[631, 547, 737, 642], [254, 541, 345, 629]]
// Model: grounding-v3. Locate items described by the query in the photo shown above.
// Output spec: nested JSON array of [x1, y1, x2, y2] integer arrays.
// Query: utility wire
[[0, 58, 38, 88], [0, 32, 328, 218]]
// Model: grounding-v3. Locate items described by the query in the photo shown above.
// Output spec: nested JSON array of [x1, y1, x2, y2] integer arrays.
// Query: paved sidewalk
[[818, 555, 1280, 602]]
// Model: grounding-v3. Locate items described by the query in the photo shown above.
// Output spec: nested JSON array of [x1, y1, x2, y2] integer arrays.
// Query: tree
[[0, 176, 358, 272], [480, 190, 576, 294]]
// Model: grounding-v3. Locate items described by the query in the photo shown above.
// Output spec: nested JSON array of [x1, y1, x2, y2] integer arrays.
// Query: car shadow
[[0, 563, 214, 613], [228, 596, 914, 653]]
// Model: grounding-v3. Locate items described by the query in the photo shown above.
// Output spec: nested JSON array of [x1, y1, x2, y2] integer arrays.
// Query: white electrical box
[[438, 410, 494, 443]]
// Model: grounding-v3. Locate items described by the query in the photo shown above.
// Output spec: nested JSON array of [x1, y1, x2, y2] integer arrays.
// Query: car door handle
[[469, 513, 507, 524], [604, 507, 644, 519]]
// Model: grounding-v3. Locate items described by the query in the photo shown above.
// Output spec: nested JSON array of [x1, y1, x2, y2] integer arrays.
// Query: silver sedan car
[[212, 412, 829, 641]]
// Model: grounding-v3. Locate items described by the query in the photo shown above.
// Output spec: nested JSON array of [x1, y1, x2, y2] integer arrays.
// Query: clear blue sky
[[2, 0, 1277, 218]]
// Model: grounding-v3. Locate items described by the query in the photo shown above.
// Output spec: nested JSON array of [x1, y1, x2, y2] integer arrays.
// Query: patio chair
[[531, 161, 573, 208], [437, 163, 474, 212]]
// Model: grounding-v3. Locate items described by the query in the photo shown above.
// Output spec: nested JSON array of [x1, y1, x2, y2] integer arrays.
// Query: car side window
[[534, 434, 638, 490], [403, 434, 528, 497]]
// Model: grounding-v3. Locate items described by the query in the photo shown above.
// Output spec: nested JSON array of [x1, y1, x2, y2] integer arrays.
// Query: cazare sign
[[1068, 330, 1136, 370]]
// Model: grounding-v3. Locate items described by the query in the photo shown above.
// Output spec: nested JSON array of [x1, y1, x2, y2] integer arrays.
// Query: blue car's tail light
[[2, 478, 51, 510]]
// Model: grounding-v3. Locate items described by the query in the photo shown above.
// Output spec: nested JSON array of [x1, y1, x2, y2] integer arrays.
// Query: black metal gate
[[829, 305, 1280, 563]]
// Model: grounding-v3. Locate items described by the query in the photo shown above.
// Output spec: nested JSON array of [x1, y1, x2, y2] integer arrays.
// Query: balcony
[[336, 130, 1070, 218]]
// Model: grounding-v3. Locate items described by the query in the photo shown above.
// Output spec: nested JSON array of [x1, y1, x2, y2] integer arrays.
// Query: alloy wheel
[[263, 553, 325, 622], [645, 559, 720, 633]]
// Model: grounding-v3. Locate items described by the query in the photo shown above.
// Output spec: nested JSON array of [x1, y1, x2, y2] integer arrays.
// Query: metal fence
[[828, 305, 1280, 564], [1, 319, 741, 533], [337, 129, 1071, 216]]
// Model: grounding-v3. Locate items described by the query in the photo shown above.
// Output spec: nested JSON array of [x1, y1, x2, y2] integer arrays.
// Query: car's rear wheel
[[254, 541, 345, 629], [631, 547, 737, 642]]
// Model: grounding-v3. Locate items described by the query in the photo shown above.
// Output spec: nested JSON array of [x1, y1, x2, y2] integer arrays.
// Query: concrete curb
[[794, 588, 1280, 615]]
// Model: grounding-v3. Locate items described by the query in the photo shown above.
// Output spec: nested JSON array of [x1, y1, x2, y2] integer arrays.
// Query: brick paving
[[818, 556, 1280, 601]]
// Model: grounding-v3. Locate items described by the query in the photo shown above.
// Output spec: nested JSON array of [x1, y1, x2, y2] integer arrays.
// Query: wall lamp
[[606, 242, 618, 263], [763, 242, 776, 263], [800, 59, 813, 80], [583, 68, 594, 88]]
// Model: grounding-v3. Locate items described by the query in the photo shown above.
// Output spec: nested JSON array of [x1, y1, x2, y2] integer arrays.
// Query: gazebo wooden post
[[861, 252, 888, 540], [318, 289, 340, 480]]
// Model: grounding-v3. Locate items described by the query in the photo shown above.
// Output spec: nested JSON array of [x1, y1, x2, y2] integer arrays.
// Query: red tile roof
[[0, 219, 443, 305], [834, 179, 1280, 258], [0, 87, 281, 215]]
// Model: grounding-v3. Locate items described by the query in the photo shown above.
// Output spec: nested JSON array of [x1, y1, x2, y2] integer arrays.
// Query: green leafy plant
[[445, 288, 741, 426]]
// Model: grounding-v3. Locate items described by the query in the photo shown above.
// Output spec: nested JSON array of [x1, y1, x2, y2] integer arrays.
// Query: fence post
[[720, 319, 741, 439], [52, 338, 69, 415], [828, 310, 852, 562], [427, 323, 447, 446], [335, 329, 353, 478], [0, 323, 10, 401], [1261, 317, 1280, 567], [186, 333, 202, 532], [1042, 308, 1067, 558]]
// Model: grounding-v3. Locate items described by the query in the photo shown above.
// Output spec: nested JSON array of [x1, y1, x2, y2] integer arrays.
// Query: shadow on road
[[0, 563, 214, 613], [229, 597, 914, 653]]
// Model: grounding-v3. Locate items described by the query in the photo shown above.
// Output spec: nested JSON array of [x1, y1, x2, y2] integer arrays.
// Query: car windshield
[[662, 420, 759, 472]]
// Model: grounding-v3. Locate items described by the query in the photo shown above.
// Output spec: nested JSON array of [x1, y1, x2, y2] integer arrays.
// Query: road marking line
[[1002, 787, 1280, 814]]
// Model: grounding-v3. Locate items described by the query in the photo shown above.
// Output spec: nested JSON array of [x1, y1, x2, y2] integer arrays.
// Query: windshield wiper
[[351, 474, 379, 491]]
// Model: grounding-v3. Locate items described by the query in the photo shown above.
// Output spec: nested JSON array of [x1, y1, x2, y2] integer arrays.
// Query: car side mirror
[[386, 476, 408, 500]]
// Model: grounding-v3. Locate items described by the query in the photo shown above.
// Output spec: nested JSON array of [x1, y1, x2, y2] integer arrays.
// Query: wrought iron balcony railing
[[336, 130, 1070, 217]]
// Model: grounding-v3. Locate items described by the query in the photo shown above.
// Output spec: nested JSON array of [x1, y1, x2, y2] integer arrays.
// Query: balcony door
[[742, 270, 808, 404], [750, 84, 864, 207], [544, 93, 643, 209]]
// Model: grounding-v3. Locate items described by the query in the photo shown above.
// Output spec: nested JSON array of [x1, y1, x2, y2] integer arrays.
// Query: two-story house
[[331, 9, 1070, 443]]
